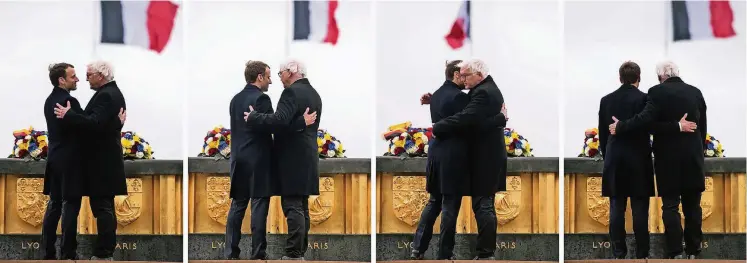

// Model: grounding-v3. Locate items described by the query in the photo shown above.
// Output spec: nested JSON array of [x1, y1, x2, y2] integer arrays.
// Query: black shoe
[[686, 254, 696, 259], [281, 255, 305, 260], [671, 254, 686, 259], [473, 256, 496, 260], [410, 250, 424, 260]]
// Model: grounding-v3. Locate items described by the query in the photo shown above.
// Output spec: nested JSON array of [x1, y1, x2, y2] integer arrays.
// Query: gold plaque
[[495, 176, 521, 225], [586, 177, 610, 226], [309, 177, 334, 225], [114, 178, 143, 226], [392, 176, 428, 226], [16, 178, 49, 227], [207, 177, 231, 226]]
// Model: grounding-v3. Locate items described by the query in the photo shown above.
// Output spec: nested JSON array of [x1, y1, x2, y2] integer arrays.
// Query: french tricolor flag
[[100, 1, 179, 53], [293, 0, 339, 45], [672, 0, 736, 41], [445, 0, 470, 50]]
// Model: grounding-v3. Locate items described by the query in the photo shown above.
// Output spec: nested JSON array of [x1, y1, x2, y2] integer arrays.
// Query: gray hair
[[655, 61, 679, 78], [279, 59, 307, 77], [87, 60, 115, 81], [458, 59, 489, 77]]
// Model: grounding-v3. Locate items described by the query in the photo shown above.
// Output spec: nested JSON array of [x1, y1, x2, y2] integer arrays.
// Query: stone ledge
[[0, 159, 183, 176], [564, 233, 746, 260], [566, 261, 744, 263], [188, 234, 370, 261], [376, 233, 559, 261], [564, 157, 746, 174], [381, 261, 558, 263], [376, 157, 559, 173], [0, 234, 182, 262], [188, 157, 371, 174]]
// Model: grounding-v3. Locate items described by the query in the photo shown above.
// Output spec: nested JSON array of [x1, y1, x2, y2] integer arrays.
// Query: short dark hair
[[619, 61, 641, 85], [48, 63, 74, 87], [445, 60, 463, 81], [244, 60, 269, 84]]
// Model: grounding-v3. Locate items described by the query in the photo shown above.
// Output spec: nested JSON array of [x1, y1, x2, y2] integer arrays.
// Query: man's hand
[[501, 103, 509, 121], [678, 113, 697, 132], [609, 116, 619, 135], [54, 101, 71, 119], [303, 107, 317, 126], [420, 93, 432, 105], [243, 105, 255, 122], [118, 108, 127, 125]]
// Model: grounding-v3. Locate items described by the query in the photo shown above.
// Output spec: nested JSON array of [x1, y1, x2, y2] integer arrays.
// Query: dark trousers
[[224, 197, 270, 259], [662, 193, 703, 258], [281, 196, 310, 258], [438, 195, 462, 259], [89, 196, 117, 258], [41, 198, 62, 259], [472, 195, 496, 258], [60, 197, 83, 259], [609, 196, 650, 259], [411, 194, 462, 259]]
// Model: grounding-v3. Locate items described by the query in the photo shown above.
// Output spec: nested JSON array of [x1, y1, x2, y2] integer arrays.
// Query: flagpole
[[664, 0, 670, 59], [93, 0, 99, 61], [286, 0, 292, 60]]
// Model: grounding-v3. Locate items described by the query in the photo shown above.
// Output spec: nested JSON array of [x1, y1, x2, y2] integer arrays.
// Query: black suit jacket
[[229, 84, 306, 199], [432, 75, 508, 195], [63, 81, 127, 197], [615, 77, 707, 196], [43, 87, 85, 199], [247, 78, 323, 196], [598, 84, 680, 197], [425, 80, 471, 195]]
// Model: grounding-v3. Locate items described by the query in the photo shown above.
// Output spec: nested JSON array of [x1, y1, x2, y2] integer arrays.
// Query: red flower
[[208, 148, 217, 156], [589, 149, 598, 157], [509, 144, 515, 150], [592, 138, 598, 142], [130, 148, 137, 154], [393, 147, 404, 155], [18, 149, 28, 157]]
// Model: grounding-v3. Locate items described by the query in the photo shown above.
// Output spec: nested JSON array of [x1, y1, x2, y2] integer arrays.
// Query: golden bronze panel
[[391, 176, 428, 226], [16, 178, 48, 227], [115, 178, 143, 226]]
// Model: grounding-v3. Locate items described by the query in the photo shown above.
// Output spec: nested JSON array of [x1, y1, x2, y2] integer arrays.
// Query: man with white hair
[[609, 61, 707, 259], [244, 59, 322, 260], [432, 59, 508, 260], [54, 60, 128, 261]]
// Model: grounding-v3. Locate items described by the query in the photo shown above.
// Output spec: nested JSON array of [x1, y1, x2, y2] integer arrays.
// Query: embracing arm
[[616, 94, 658, 135], [247, 88, 298, 128], [699, 94, 708, 147], [598, 99, 608, 155], [63, 93, 118, 131], [432, 88, 488, 136], [250, 94, 306, 133]]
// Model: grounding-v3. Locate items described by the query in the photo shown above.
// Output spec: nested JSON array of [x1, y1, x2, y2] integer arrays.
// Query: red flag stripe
[[323, 0, 339, 45], [146, 1, 179, 53], [709, 0, 736, 38]]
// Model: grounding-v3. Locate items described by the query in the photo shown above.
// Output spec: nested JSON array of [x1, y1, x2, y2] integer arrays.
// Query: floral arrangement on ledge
[[198, 126, 231, 159], [8, 127, 48, 160], [704, 133, 724, 157], [382, 121, 433, 157], [317, 129, 345, 158], [121, 131, 154, 160], [504, 128, 534, 157], [578, 128, 601, 158]]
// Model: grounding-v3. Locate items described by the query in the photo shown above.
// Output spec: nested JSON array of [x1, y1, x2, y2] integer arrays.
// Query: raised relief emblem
[[207, 176, 231, 225], [586, 177, 610, 226], [495, 176, 521, 225], [16, 178, 49, 227], [309, 177, 334, 225], [114, 178, 143, 226], [392, 176, 429, 226]]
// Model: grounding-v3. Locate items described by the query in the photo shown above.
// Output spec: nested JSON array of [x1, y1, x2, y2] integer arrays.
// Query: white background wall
[[185, 1, 374, 158], [0, 1, 184, 159], [565, 1, 747, 157], [376, 1, 561, 157]]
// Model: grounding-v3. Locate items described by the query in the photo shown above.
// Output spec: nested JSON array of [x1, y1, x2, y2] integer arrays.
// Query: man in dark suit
[[54, 61, 128, 260], [609, 61, 706, 259], [42, 63, 84, 260], [598, 61, 695, 259], [432, 59, 508, 260], [244, 60, 322, 260], [409, 60, 470, 260], [225, 61, 316, 260]]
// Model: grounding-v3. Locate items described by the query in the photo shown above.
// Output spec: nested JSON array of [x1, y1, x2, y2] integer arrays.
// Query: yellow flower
[[133, 135, 140, 142], [717, 143, 722, 152], [18, 143, 28, 150], [511, 132, 518, 139], [121, 138, 132, 148], [589, 141, 599, 149], [208, 141, 218, 149], [317, 137, 323, 147], [324, 133, 331, 140], [394, 139, 405, 147], [504, 137, 511, 145]]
